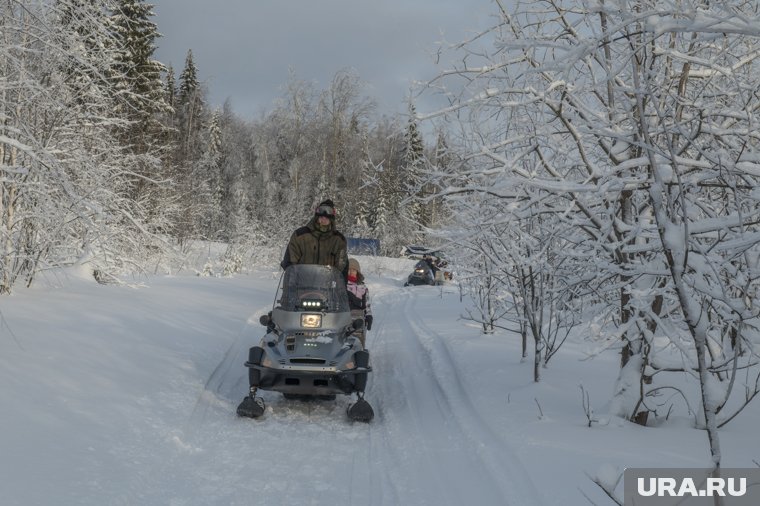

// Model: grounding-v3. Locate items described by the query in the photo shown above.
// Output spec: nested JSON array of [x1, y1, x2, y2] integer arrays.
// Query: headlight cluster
[[301, 300, 322, 308]]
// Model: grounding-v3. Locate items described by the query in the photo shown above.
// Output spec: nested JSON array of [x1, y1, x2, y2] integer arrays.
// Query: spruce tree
[[401, 103, 426, 237], [177, 49, 204, 159], [428, 130, 451, 227], [109, 0, 170, 139], [165, 64, 177, 111], [202, 110, 224, 237], [353, 131, 373, 237], [108, 0, 172, 215]]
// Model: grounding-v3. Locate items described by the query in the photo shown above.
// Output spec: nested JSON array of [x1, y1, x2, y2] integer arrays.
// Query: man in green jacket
[[280, 199, 349, 279]]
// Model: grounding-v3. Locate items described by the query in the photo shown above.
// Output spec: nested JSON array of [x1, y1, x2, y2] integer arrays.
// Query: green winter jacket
[[280, 216, 348, 278]]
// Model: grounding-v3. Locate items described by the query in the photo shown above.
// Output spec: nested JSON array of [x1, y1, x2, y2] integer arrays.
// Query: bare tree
[[417, 0, 760, 466]]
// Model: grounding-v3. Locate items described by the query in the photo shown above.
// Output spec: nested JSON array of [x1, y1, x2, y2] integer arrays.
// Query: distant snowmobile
[[404, 259, 441, 286], [237, 264, 374, 423]]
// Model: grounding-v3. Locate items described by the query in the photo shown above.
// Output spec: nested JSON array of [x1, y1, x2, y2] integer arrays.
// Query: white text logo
[[637, 477, 746, 497]]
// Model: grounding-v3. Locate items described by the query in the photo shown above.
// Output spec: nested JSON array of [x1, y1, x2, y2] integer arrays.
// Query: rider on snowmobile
[[281, 199, 349, 280]]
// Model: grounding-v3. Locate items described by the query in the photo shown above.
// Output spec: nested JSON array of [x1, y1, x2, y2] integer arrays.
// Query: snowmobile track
[[361, 286, 539, 505], [186, 308, 270, 429], [403, 290, 544, 505]]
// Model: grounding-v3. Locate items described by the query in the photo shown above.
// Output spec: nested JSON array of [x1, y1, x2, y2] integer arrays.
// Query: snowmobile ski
[[347, 397, 374, 423], [236, 395, 265, 418]]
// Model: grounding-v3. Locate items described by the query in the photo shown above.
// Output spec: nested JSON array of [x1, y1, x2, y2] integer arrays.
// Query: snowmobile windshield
[[414, 260, 431, 273], [277, 264, 350, 313]]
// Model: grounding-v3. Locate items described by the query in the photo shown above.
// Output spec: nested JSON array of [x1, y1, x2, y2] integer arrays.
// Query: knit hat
[[348, 258, 361, 274], [315, 199, 336, 218]]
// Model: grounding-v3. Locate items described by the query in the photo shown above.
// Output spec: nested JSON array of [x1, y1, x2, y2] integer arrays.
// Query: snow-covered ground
[[0, 256, 757, 506]]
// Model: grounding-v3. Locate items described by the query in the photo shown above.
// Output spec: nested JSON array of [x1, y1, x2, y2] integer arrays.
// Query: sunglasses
[[315, 205, 336, 217]]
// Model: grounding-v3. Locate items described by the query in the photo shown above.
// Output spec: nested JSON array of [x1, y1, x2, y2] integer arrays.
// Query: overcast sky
[[152, 0, 493, 119]]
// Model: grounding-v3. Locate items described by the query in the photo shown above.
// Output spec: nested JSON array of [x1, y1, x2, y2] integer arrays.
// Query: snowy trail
[[366, 286, 543, 506], [5, 262, 759, 506], [128, 277, 542, 506]]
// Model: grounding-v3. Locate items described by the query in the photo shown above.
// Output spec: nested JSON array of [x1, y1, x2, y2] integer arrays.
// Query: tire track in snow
[[376, 288, 458, 500]]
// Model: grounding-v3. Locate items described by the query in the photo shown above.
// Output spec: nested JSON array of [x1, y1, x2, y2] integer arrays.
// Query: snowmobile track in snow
[[185, 307, 269, 430], [402, 288, 544, 505], [362, 285, 544, 506]]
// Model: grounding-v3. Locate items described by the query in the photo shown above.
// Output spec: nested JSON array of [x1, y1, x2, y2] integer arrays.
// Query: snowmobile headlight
[[415, 268, 425, 274], [301, 313, 322, 328]]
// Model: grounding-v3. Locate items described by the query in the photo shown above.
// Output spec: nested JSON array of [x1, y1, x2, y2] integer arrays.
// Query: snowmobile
[[404, 259, 440, 286], [237, 264, 374, 422]]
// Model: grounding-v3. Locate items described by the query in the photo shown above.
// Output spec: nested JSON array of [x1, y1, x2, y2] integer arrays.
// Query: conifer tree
[[108, 0, 172, 218], [373, 170, 390, 249], [177, 49, 205, 161], [401, 103, 426, 236], [353, 131, 373, 237], [201, 110, 224, 237], [428, 130, 451, 227], [164, 64, 177, 112], [109, 0, 170, 140]]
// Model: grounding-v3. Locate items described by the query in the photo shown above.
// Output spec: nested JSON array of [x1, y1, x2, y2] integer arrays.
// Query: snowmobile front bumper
[[246, 361, 372, 396], [406, 275, 434, 286]]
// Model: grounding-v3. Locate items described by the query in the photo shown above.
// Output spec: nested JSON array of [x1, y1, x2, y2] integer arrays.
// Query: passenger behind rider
[[346, 258, 372, 348]]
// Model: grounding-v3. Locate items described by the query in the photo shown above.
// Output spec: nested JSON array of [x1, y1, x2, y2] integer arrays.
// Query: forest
[[0, 0, 442, 296]]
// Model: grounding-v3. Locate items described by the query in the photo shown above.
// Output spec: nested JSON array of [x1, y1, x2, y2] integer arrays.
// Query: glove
[[365, 315, 373, 331]]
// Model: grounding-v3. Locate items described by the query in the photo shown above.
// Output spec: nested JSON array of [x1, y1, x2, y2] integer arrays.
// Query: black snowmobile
[[404, 259, 440, 286], [237, 264, 374, 422]]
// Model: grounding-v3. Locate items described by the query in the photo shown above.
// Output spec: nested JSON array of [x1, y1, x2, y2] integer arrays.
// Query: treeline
[[0, 0, 446, 293]]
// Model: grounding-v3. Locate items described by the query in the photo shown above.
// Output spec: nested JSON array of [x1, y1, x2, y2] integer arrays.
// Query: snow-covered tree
[[419, 0, 760, 467], [109, 0, 170, 140], [108, 0, 172, 230], [401, 103, 427, 236], [351, 131, 375, 238], [1, 0, 166, 293], [177, 49, 204, 159], [317, 69, 375, 190]]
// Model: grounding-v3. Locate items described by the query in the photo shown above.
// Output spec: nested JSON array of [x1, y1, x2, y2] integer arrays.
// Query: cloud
[[153, 0, 491, 118]]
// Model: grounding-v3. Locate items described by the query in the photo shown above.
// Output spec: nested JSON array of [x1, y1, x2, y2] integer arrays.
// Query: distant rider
[[423, 255, 440, 279]]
